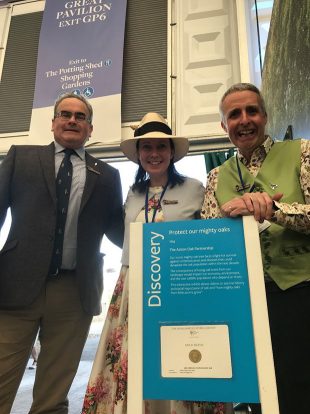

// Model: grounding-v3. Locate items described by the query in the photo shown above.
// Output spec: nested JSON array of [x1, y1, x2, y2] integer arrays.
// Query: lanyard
[[144, 183, 169, 223], [236, 157, 256, 193]]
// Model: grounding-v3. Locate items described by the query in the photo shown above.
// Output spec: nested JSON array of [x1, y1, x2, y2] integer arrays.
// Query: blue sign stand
[[128, 217, 279, 414]]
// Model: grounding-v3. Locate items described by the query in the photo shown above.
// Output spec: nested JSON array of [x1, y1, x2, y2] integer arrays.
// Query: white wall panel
[[174, 0, 241, 139]]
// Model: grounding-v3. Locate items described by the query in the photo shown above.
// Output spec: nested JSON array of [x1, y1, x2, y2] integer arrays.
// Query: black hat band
[[134, 121, 172, 137]]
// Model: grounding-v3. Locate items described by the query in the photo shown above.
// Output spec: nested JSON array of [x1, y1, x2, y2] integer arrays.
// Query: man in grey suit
[[0, 93, 124, 413]]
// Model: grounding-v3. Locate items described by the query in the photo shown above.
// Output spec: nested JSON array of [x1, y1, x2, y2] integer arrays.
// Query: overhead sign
[[30, 0, 127, 144]]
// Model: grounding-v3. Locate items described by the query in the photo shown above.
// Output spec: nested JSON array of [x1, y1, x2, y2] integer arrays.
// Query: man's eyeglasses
[[55, 110, 91, 123]]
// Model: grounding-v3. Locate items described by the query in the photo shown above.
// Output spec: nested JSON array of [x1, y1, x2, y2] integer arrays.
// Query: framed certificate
[[128, 216, 279, 414], [160, 324, 232, 378]]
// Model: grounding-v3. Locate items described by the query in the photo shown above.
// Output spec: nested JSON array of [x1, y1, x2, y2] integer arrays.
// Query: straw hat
[[120, 112, 189, 163]]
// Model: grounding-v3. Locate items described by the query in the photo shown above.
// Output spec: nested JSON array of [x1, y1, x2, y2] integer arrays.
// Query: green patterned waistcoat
[[215, 139, 310, 290]]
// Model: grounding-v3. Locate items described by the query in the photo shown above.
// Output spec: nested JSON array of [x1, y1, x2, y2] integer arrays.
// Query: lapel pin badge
[[235, 184, 251, 192], [269, 182, 278, 190], [87, 165, 100, 175], [163, 200, 178, 205]]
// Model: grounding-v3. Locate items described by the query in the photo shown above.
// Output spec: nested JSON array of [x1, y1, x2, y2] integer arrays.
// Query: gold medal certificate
[[160, 324, 232, 378]]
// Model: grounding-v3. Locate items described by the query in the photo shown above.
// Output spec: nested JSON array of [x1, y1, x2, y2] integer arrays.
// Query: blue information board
[[142, 218, 259, 402]]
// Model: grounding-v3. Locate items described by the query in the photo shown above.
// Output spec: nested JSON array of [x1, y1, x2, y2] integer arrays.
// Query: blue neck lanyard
[[144, 183, 169, 223], [236, 157, 256, 193]]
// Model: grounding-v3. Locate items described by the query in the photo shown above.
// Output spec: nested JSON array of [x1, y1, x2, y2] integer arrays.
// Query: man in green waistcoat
[[201, 83, 310, 414]]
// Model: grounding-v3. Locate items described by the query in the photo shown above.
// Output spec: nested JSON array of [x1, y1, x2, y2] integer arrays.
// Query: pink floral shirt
[[201, 137, 310, 235]]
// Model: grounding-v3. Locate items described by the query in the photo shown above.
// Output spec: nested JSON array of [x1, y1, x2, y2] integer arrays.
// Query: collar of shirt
[[237, 135, 274, 167], [54, 142, 85, 161]]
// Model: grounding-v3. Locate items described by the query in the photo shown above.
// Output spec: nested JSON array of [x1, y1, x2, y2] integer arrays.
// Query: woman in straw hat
[[82, 113, 229, 414]]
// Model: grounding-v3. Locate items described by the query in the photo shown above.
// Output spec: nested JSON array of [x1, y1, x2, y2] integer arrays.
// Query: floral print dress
[[82, 187, 230, 414]]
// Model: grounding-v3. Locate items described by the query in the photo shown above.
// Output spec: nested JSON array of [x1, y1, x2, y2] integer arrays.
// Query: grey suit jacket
[[0, 143, 124, 315], [121, 177, 205, 265]]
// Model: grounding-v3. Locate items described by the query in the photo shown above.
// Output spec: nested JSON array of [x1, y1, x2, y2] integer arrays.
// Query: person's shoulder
[[299, 139, 310, 155], [86, 153, 119, 174], [300, 138, 310, 148], [179, 177, 205, 196], [273, 138, 304, 146], [127, 185, 135, 195], [7, 143, 53, 156], [183, 176, 204, 187], [126, 185, 144, 200], [124, 186, 144, 209], [273, 138, 307, 152], [207, 164, 222, 177], [11, 144, 50, 150]]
